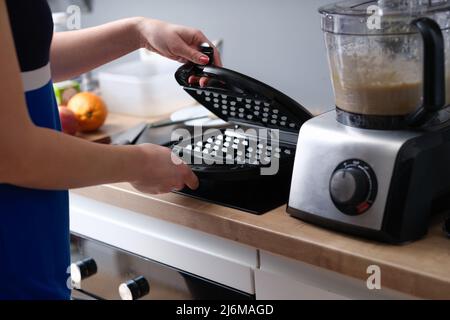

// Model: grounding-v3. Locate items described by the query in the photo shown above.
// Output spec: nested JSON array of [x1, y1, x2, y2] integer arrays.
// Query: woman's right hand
[[130, 144, 199, 195]]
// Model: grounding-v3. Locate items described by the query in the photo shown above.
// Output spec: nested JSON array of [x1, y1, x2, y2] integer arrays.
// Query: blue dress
[[0, 0, 71, 300]]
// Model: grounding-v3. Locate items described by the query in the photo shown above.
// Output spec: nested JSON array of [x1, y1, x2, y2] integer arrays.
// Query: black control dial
[[330, 160, 377, 216], [70, 258, 98, 286], [119, 276, 150, 300]]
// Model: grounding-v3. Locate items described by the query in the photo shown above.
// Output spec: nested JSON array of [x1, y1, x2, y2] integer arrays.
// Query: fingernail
[[199, 56, 209, 64]]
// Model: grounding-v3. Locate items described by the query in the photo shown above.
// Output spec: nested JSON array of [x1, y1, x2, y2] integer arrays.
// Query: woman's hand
[[51, 17, 222, 83], [130, 144, 199, 195], [135, 18, 221, 87], [136, 18, 222, 67]]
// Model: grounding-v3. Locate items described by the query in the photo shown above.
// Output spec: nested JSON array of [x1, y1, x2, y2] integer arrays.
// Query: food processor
[[288, 0, 450, 243]]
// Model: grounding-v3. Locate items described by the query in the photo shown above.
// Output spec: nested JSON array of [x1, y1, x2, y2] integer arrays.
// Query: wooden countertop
[[73, 112, 450, 300]]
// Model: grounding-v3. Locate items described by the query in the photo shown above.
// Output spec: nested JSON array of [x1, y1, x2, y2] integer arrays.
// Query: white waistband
[[21, 63, 52, 92]]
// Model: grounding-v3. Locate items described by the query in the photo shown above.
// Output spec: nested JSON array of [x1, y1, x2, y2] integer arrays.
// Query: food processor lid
[[320, 0, 450, 35]]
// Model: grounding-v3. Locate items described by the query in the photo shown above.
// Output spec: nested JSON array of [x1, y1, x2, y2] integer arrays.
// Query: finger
[[183, 166, 200, 190], [199, 77, 210, 88], [171, 151, 184, 166], [176, 43, 210, 65], [172, 182, 186, 192], [188, 75, 210, 88], [189, 75, 201, 85], [197, 39, 223, 67], [181, 28, 222, 67]]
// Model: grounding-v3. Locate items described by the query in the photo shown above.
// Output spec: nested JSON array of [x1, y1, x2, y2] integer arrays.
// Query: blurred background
[[48, 0, 334, 115]]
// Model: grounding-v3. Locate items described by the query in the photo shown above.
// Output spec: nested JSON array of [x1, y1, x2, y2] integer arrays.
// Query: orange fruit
[[67, 92, 108, 132]]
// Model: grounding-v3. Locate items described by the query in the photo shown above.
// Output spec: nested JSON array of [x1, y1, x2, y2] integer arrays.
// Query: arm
[[51, 17, 222, 82], [0, 2, 198, 194]]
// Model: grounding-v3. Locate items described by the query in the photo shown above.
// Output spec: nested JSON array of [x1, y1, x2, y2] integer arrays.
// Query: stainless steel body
[[288, 111, 420, 231], [70, 234, 253, 300]]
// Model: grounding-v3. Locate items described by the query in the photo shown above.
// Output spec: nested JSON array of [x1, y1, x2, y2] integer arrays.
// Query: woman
[[0, 0, 221, 300]]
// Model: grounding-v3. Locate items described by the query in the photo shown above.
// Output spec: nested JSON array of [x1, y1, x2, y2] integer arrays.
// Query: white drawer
[[257, 251, 416, 300], [69, 193, 258, 294]]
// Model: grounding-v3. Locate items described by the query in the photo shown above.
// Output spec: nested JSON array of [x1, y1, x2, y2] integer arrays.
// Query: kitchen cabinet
[[70, 194, 258, 296], [70, 183, 450, 299], [70, 194, 417, 300], [255, 251, 416, 300]]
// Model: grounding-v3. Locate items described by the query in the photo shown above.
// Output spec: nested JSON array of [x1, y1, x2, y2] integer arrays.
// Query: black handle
[[200, 44, 214, 66], [407, 17, 446, 127]]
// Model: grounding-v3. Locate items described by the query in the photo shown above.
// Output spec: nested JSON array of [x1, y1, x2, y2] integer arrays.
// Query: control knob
[[70, 258, 97, 287], [119, 276, 150, 300], [330, 160, 377, 216]]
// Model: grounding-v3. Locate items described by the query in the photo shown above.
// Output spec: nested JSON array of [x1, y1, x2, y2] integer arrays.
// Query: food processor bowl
[[320, 0, 450, 129]]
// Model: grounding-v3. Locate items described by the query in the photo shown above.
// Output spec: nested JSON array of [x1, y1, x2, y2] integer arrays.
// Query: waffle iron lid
[[174, 59, 312, 133]]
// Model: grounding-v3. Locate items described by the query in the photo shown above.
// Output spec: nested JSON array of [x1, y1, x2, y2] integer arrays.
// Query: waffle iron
[[162, 46, 312, 214], [123, 46, 312, 214]]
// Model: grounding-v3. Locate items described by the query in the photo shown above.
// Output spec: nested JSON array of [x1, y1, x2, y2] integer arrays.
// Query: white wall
[[81, 0, 335, 115]]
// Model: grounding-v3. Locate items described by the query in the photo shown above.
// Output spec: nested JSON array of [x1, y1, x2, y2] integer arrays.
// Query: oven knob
[[119, 276, 150, 300], [70, 258, 98, 285], [330, 160, 377, 216]]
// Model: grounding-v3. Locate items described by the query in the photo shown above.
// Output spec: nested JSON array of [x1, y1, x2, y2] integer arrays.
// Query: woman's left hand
[[136, 18, 222, 67]]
